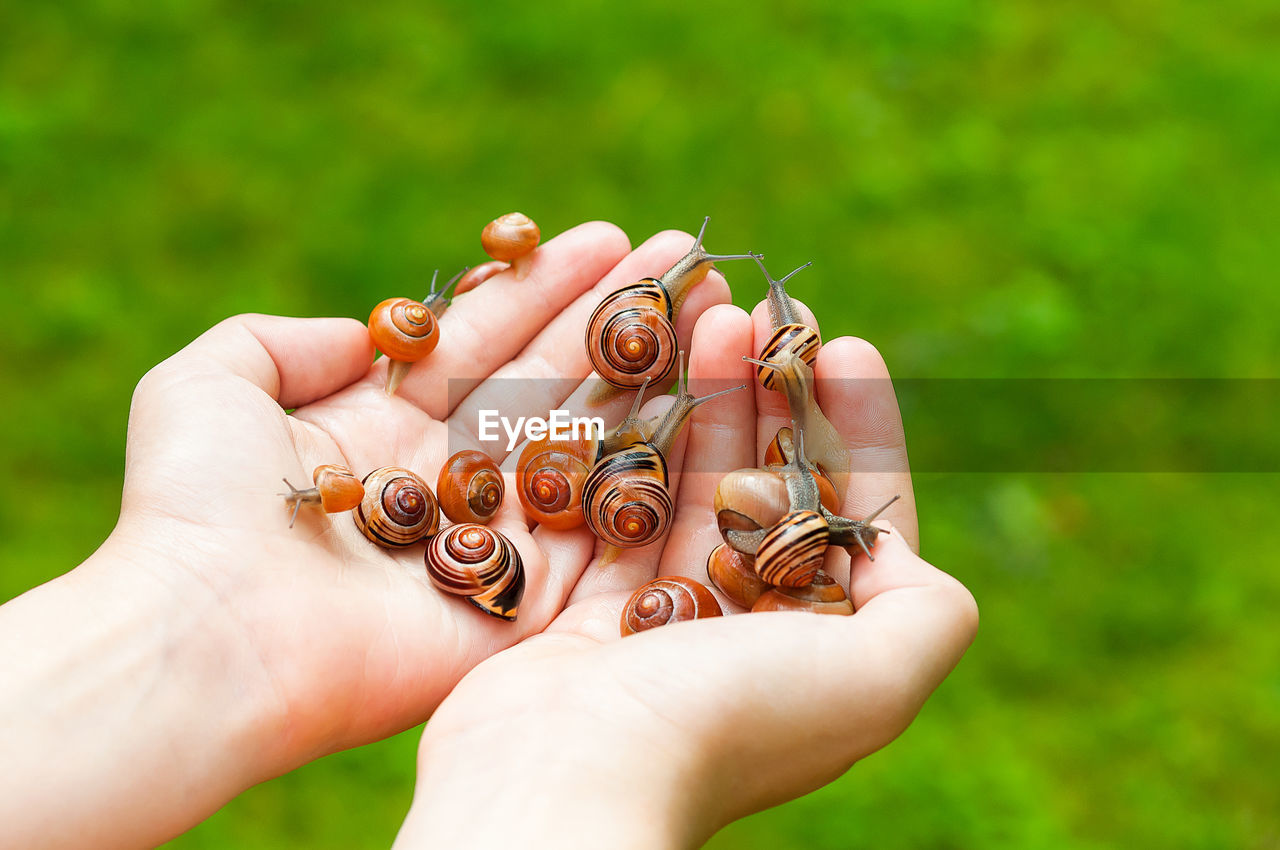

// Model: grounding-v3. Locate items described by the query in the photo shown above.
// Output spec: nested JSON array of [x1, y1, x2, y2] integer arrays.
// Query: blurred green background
[[2, 0, 1277, 847]]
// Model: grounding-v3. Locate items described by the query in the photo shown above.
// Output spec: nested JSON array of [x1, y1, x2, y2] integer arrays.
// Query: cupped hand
[[393, 303, 978, 848], [97, 221, 735, 771]]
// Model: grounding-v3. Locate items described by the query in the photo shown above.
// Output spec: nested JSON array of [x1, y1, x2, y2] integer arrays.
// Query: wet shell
[[354, 467, 440, 548], [425, 524, 525, 621], [620, 576, 722, 636], [312, 464, 364, 513], [706, 542, 770, 609], [515, 433, 600, 530]]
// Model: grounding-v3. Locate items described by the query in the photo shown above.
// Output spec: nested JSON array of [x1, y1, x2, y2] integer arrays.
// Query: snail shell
[[583, 444, 673, 548], [706, 542, 770, 609], [756, 323, 821, 391], [763, 427, 841, 513], [368, 297, 440, 362], [425, 524, 525, 621], [354, 467, 440, 548], [752, 570, 853, 615], [481, 212, 540, 264], [714, 467, 789, 537], [620, 576, 722, 636], [755, 509, 830, 588], [515, 432, 601, 530], [585, 280, 679, 393], [311, 464, 365, 512], [437, 450, 504, 525]]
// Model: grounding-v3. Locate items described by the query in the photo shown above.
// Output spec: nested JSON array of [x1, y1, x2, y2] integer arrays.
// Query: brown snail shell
[[425, 524, 525, 621], [481, 212, 540, 280], [752, 570, 853, 615], [281, 464, 365, 527], [585, 279, 679, 395], [620, 576, 722, 636], [706, 542, 769, 609], [454, 260, 509, 296], [714, 467, 789, 537], [583, 444, 673, 549], [368, 297, 440, 363], [354, 467, 440, 548], [437, 450, 504, 525], [755, 509, 830, 588], [515, 432, 601, 530]]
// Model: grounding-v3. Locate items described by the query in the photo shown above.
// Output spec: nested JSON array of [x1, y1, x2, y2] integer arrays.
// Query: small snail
[[584, 356, 744, 549], [481, 212, 540, 279], [743, 350, 849, 497], [754, 509, 830, 587], [354, 467, 440, 548], [586, 217, 754, 404], [752, 570, 853, 615], [620, 576, 722, 636], [369, 296, 440, 397], [706, 542, 770, 609], [437, 449, 504, 525], [425, 524, 525, 621], [515, 429, 602, 530], [279, 464, 364, 527], [749, 254, 822, 392]]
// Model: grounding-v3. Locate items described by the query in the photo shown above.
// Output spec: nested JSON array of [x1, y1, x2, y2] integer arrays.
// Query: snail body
[[354, 467, 440, 548], [369, 297, 440, 396], [515, 431, 602, 530], [586, 217, 753, 403], [764, 427, 841, 513], [706, 542, 770, 609], [437, 450, 504, 525], [620, 576, 722, 636], [750, 255, 823, 391], [280, 464, 364, 527], [426, 524, 525, 621], [752, 571, 853, 615], [481, 212, 540, 279]]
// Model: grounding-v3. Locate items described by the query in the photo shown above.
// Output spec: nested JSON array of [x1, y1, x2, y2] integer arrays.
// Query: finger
[[813, 336, 918, 552], [748, 298, 822, 461], [449, 230, 709, 459], [391, 221, 632, 419], [659, 305, 757, 600]]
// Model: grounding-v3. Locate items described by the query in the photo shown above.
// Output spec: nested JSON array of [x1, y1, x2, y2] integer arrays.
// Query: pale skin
[[0, 221, 977, 849]]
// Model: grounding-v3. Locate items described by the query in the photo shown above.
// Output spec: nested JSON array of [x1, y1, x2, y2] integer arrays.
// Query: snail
[[515, 428, 602, 531], [752, 570, 853, 615], [583, 355, 745, 549], [437, 449, 504, 525], [620, 576, 722, 636], [425, 524, 525, 621], [421, 268, 467, 319], [754, 509, 830, 587], [454, 260, 509, 296], [369, 296, 440, 397], [714, 467, 790, 540], [706, 542, 770, 609], [748, 254, 822, 392], [353, 467, 440, 548], [279, 464, 364, 527], [764, 426, 842, 513], [586, 217, 754, 404], [481, 212, 540, 279]]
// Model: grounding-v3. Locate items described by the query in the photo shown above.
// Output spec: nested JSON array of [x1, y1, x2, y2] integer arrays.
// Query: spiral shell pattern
[[515, 435, 599, 530], [620, 576, 722, 636], [755, 509, 830, 588], [583, 445, 673, 548], [714, 467, 789, 537], [585, 281, 678, 391], [706, 542, 769, 609], [755, 323, 820, 391], [369, 297, 440, 362], [312, 464, 364, 513], [481, 212, 540, 263], [354, 467, 439, 548], [425, 524, 525, 621], [437, 450, 504, 525], [752, 570, 853, 615]]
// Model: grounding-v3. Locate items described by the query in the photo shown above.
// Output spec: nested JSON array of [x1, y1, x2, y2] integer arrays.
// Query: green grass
[[2, 1, 1277, 847]]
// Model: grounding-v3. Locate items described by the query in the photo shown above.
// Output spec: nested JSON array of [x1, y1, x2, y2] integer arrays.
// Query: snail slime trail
[[477, 410, 606, 453]]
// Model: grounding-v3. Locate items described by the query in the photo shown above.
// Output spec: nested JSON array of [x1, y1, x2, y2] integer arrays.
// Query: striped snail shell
[[706, 542, 770, 609], [425, 524, 525, 621], [764, 427, 841, 513], [620, 576, 722, 636], [585, 279, 679, 394], [583, 443, 673, 549], [752, 570, 853, 615], [280, 464, 364, 527], [437, 450, 504, 525], [515, 432, 601, 530], [756, 323, 821, 391], [354, 467, 440, 548], [755, 509, 830, 588]]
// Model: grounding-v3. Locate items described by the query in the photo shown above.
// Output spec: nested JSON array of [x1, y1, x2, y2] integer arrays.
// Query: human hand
[[0, 221, 733, 849], [393, 305, 977, 848]]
